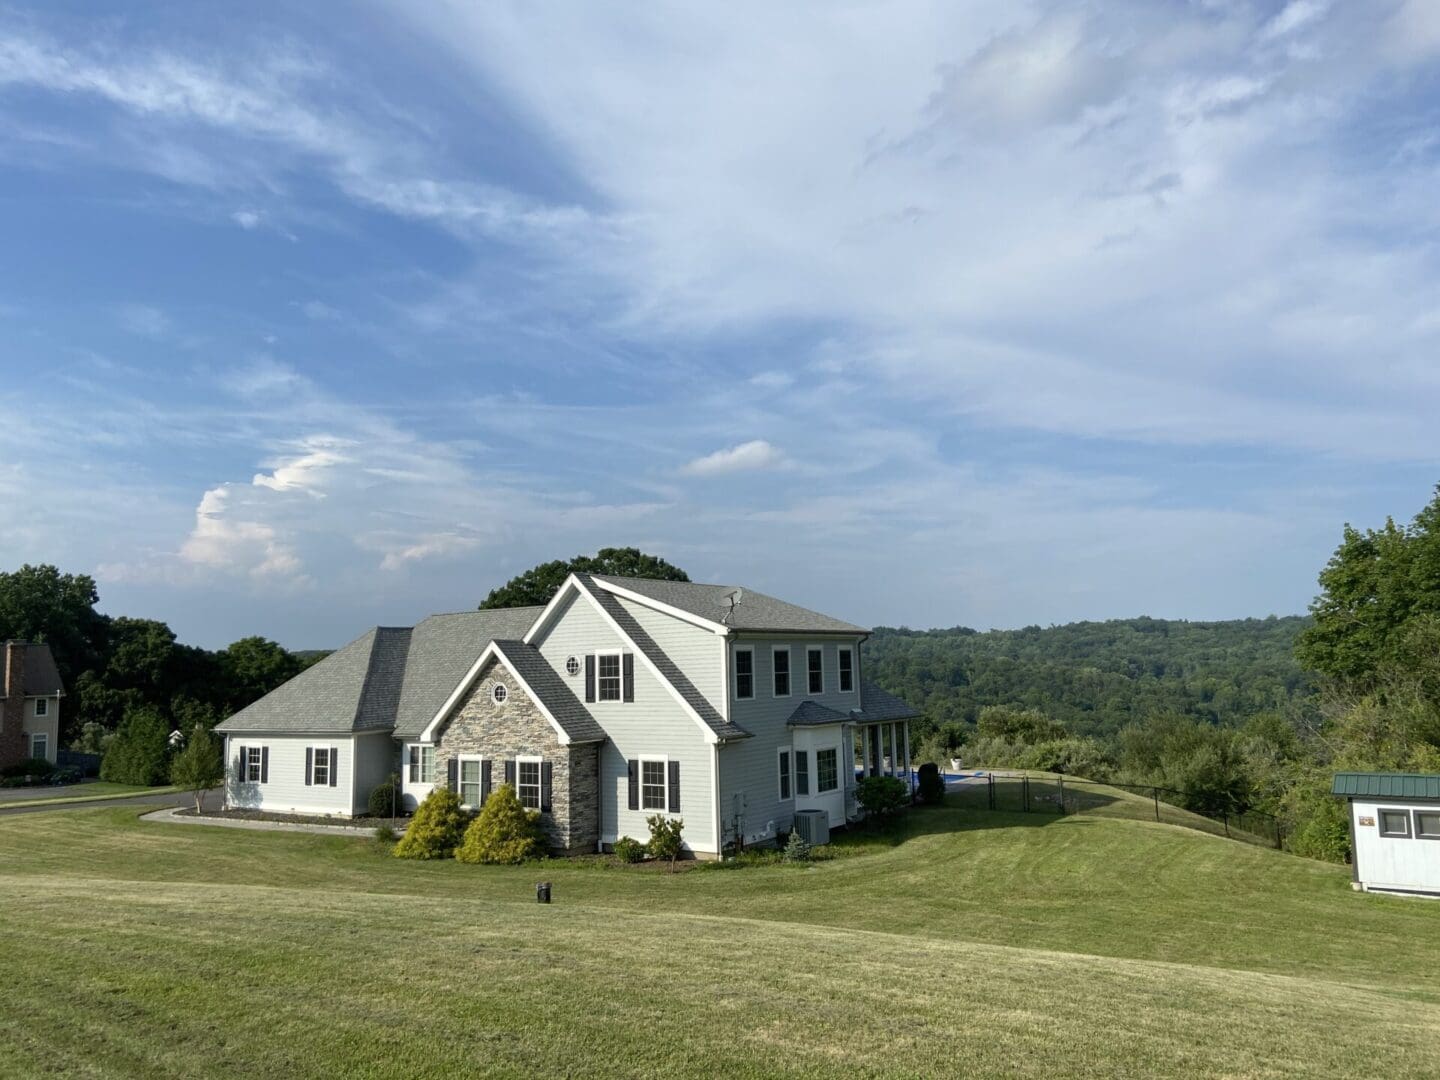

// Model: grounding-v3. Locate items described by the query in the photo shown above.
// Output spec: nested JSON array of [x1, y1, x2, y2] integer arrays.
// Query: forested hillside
[[867, 615, 1313, 740]]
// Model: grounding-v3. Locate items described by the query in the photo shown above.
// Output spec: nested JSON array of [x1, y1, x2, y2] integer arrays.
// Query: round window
[[565, 656, 580, 676], [492, 683, 508, 704]]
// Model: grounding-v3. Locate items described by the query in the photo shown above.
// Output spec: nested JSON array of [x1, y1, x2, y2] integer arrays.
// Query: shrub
[[646, 814, 685, 870], [0, 757, 56, 780], [612, 836, 646, 864], [782, 830, 811, 863], [368, 775, 400, 818], [856, 775, 909, 822], [100, 706, 171, 785], [374, 823, 399, 844], [393, 788, 469, 860], [917, 762, 945, 805], [455, 783, 545, 864]]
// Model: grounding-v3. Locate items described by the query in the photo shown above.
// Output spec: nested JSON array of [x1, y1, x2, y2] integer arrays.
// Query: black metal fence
[[947, 771, 1283, 849], [56, 750, 101, 777]]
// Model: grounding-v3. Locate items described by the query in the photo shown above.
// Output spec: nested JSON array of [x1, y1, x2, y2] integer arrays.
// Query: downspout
[[716, 629, 733, 858]]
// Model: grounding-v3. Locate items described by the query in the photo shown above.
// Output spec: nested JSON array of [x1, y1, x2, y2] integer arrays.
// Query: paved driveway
[[0, 787, 223, 817]]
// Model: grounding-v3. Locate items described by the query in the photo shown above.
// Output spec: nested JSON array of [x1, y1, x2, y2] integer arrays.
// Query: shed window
[[1379, 809, 1411, 838], [1416, 809, 1440, 840]]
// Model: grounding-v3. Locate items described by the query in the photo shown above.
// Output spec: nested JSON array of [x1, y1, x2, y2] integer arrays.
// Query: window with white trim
[[1416, 809, 1440, 840], [734, 648, 754, 700], [808, 647, 824, 694], [30, 733, 47, 761], [778, 749, 792, 800], [517, 757, 542, 810], [408, 744, 436, 784], [245, 746, 264, 783], [492, 683, 508, 704], [597, 652, 622, 702], [459, 757, 483, 808], [816, 747, 839, 793], [565, 656, 580, 676], [838, 648, 854, 693], [311, 747, 332, 786], [641, 759, 668, 811], [773, 647, 790, 697], [34, 697, 48, 717], [1379, 808, 1411, 837]]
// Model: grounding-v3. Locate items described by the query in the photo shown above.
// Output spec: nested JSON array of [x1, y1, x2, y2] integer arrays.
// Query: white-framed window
[[34, 697, 48, 717], [492, 683, 508, 704], [566, 656, 580, 677], [733, 647, 754, 700], [838, 648, 854, 693], [30, 732, 47, 760], [597, 651, 622, 702], [408, 744, 436, 785], [459, 756, 483, 809], [1379, 808, 1411, 838], [517, 756, 543, 810], [311, 746, 332, 786], [807, 646, 824, 694], [778, 748, 792, 800], [772, 646, 790, 697], [816, 747, 839, 793], [641, 758, 669, 811], [1416, 809, 1440, 840], [245, 746, 264, 783]]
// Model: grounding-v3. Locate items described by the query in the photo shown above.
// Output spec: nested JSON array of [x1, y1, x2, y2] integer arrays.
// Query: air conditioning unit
[[793, 808, 830, 847]]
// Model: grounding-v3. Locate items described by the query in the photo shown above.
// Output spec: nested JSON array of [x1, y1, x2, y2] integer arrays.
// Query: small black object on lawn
[[536, 881, 552, 904]]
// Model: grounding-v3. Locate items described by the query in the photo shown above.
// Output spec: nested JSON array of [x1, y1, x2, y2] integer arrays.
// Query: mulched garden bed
[[175, 807, 410, 829]]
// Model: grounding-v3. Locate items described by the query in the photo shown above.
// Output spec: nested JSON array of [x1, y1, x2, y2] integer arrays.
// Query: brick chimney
[[1, 642, 27, 769]]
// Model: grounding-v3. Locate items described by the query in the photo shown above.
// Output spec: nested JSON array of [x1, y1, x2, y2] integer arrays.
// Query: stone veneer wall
[[434, 658, 600, 855]]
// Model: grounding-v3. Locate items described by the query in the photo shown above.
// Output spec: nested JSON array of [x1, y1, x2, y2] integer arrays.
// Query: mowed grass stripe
[[3, 877, 1439, 1079], [0, 808, 1436, 991]]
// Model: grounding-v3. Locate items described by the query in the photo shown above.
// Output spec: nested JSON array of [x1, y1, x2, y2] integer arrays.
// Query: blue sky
[[2, 1, 1439, 649]]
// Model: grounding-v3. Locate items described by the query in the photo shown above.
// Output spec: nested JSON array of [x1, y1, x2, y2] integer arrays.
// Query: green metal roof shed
[[1331, 772, 1440, 801]]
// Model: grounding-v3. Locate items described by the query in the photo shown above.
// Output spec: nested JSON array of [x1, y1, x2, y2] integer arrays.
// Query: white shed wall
[[1350, 798, 1440, 895]]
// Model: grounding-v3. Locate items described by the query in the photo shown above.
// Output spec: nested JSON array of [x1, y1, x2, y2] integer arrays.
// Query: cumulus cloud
[[179, 485, 303, 580], [681, 440, 785, 476]]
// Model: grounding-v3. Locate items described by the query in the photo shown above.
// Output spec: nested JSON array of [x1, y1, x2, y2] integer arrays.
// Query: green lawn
[[1, 805, 1437, 1078], [0, 783, 180, 809]]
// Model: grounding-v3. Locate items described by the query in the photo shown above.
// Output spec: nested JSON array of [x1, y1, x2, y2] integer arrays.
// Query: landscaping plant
[[455, 783, 545, 864], [612, 836, 646, 864], [781, 830, 811, 863], [393, 787, 469, 860], [916, 762, 945, 806], [856, 776, 909, 824], [99, 706, 171, 785], [646, 814, 685, 871], [169, 725, 223, 813], [367, 774, 400, 819]]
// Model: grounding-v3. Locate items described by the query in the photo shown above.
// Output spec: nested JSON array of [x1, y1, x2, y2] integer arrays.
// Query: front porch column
[[870, 725, 882, 777]]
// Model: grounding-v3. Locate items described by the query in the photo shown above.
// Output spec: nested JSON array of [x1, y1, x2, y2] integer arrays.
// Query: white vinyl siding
[[21, 700, 60, 765], [224, 734, 359, 816], [532, 588, 717, 853], [618, 597, 724, 713]]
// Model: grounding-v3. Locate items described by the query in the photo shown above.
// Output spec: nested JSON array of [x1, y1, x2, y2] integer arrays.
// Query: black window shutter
[[260, 746, 269, 784], [796, 750, 809, 796], [667, 761, 680, 813], [585, 654, 596, 703], [481, 759, 492, 804], [505, 759, 516, 787], [541, 761, 553, 812], [622, 653, 635, 702], [330, 746, 339, 787], [780, 751, 791, 799], [305, 747, 313, 786], [627, 759, 639, 810], [447, 756, 458, 792], [236, 745, 245, 780]]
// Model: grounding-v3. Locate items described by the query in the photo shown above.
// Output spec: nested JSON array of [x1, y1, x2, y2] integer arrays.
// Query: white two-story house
[[215, 573, 918, 856]]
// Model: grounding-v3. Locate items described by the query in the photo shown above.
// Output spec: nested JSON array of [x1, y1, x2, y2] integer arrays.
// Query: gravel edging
[[142, 806, 376, 836]]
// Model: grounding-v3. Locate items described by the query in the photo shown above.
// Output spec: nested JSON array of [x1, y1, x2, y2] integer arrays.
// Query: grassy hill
[[2, 804, 1437, 1077], [867, 615, 1314, 738]]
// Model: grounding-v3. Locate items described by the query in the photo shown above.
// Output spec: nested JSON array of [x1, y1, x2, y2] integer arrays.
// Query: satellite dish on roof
[[722, 588, 744, 624]]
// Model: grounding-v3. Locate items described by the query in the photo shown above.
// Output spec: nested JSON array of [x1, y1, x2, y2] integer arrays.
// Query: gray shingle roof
[[392, 608, 542, 738], [1332, 772, 1440, 800], [590, 575, 868, 635], [857, 681, 920, 723], [10, 643, 63, 695], [218, 607, 546, 737], [492, 640, 606, 744], [787, 700, 849, 727], [579, 575, 751, 741]]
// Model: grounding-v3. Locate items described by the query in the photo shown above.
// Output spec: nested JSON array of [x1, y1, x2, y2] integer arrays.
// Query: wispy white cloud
[[115, 304, 171, 338], [681, 439, 785, 476]]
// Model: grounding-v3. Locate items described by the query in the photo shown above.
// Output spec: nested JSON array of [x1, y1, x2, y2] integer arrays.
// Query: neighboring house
[[215, 573, 919, 856], [1333, 772, 1440, 897], [0, 640, 65, 769]]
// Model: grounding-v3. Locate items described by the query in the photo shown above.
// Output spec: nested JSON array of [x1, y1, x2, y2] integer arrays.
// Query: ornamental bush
[[646, 814, 685, 870], [368, 775, 400, 818], [0, 757, 56, 780], [393, 787, 469, 860], [99, 706, 171, 785], [782, 830, 811, 863], [917, 762, 945, 806], [455, 783, 545, 864], [856, 775, 909, 822], [612, 836, 646, 863]]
